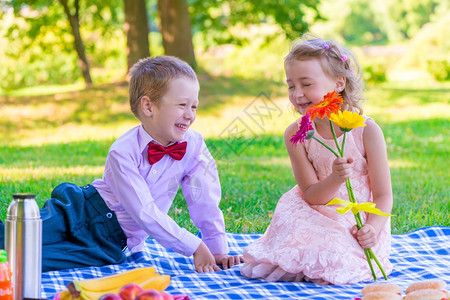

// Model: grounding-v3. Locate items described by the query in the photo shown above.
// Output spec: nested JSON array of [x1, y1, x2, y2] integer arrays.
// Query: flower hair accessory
[[341, 55, 348, 62], [323, 44, 329, 50]]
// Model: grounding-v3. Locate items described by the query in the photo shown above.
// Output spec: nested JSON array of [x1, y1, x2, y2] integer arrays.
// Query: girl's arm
[[284, 122, 348, 205], [362, 119, 393, 236]]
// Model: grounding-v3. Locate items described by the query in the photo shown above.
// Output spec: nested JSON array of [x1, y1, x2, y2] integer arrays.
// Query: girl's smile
[[285, 58, 345, 115]]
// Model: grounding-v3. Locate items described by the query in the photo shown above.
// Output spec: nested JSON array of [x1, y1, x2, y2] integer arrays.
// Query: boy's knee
[[51, 182, 81, 200]]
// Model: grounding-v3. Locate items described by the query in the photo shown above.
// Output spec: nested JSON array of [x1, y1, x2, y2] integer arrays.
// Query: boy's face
[[142, 77, 199, 146]]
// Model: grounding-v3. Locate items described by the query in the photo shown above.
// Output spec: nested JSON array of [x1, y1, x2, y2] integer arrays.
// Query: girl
[[240, 35, 393, 285]]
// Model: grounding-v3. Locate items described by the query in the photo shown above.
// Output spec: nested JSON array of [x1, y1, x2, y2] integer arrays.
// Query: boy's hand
[[214, 254, 244, 270], [351, 224, 377, 249], [193, 242, 220, 273]]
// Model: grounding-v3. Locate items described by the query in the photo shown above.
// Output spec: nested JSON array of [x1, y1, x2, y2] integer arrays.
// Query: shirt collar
[[137, 125, 186, 152]]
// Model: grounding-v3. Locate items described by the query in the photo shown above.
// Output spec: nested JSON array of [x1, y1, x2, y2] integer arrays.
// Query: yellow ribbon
[[326, 198, 394, 216]]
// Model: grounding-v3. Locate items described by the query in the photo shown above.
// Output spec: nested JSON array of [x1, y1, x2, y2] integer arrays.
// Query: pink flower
[[290, 113, 314, 145]]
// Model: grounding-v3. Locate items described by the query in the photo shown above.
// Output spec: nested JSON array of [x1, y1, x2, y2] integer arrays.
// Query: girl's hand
[[193, 242, 221, 273], [351, 224, 377, 249], [332, 157, 354, 183], [214, 254, 245, 270]]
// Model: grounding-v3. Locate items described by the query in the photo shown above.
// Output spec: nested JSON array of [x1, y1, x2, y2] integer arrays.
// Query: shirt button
[[152, 170, 157, 174], [106, 212, 113, 218]]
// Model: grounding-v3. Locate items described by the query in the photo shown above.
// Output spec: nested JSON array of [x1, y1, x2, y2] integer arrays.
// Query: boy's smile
[[142, 77, 200, 146]]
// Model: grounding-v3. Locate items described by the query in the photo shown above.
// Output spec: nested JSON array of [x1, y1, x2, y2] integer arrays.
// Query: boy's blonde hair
[[285, 34, 364, 114], [128, 56, 198, 118]]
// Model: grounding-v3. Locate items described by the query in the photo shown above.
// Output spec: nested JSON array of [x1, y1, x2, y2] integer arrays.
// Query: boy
[[0, 56, 242, 273]]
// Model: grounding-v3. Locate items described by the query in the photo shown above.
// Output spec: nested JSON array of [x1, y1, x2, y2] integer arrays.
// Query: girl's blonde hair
[[128, 56, 198, 119], [285, 34, 364, 114]]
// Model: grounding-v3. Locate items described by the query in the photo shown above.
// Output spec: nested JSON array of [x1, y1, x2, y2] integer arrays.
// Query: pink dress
[[240, 118, 392, 285]]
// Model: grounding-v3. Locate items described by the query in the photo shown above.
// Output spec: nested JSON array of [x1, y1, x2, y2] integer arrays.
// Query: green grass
[[0, 78, 448, 235]]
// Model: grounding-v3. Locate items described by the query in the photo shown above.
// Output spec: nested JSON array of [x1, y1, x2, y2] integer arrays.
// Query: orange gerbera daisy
[[306, 91, 344, 119]]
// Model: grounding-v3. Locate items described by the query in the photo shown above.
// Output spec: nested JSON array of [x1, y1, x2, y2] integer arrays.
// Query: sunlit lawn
[[0, 78, 448, 234]]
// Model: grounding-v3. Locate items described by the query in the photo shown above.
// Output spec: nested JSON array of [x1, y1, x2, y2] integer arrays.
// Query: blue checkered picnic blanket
[[42, 226, 449, 299]]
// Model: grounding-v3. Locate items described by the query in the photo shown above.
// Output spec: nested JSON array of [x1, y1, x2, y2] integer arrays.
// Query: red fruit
[[135, 289, 163, 300], [98, 294, 122, 300], [172, 295, 191, 300], [161, 292, 174, 300], [119, 283, 144, 300]]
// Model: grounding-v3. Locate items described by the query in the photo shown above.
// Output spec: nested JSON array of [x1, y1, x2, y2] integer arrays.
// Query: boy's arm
[[181, 138, 229, 257], [106, 150, 202, 256]]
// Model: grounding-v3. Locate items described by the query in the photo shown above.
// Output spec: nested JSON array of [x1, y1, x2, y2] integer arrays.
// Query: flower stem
[[369, 248, 388, 280], [326, 119, 387, 281], [345, 178, 388, 280], [329, 120, 342, 155], [345, 179, 356, 203], [312, 137, 340, 158], [340, 132, 347, 157], [365, 249, 377, 280]]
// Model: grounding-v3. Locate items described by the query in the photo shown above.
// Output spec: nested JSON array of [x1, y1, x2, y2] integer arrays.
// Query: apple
[[134, 289, 163, 300], [98, 294, 122, 300], [172, 295, 191, 300], [119, 283, 144, 300], [172, 294, 191, 300], [160, 292, 174, 300]]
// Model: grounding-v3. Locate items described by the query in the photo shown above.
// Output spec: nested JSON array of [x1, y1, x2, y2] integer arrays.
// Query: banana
[[72, 267, 159, 292], [76, 272, 160, 295], [80, 290, 110, 300], [66, 267, 171, 300], [140, 274, 171, 292], [58, 289, 75, 300], [77, 266, 156, 292]]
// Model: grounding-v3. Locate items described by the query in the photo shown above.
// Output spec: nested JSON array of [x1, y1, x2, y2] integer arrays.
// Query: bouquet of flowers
[[290, 91, 392, 281]]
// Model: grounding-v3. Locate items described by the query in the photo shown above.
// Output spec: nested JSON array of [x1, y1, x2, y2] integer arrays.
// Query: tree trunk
[[59, 0, 92, 86], [124, 0, 150, 72], [158, 0, 197, 69]]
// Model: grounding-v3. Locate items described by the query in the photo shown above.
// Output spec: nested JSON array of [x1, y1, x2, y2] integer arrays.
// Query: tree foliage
[[1, 0, 448, 91], [189, 0, 323, 45], [388, 0, 448, 39], [1, 0, 123, 89], [312, 0, 448, 45]]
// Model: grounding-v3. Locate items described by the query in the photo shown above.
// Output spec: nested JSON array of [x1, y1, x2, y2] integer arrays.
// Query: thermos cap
[[7, 194, 40, 220], [12, 193, 36, 200]]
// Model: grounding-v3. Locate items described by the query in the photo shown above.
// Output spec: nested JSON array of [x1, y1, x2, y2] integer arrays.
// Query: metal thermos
[[5, 193, 42, 300]]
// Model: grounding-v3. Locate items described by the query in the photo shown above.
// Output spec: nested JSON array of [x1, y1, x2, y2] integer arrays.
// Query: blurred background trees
[[0, 0, 448, 93], [124, 0, 150, 72]]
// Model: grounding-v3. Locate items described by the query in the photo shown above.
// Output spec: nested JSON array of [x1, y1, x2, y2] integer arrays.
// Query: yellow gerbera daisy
[[329, 110, 366, 132]]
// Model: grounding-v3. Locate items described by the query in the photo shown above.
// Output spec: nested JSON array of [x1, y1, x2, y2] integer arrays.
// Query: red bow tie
[[147, 141, 187, 164]]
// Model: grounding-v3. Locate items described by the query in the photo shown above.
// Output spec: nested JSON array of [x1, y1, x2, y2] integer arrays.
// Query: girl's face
[[285, 58, 345, 115]]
